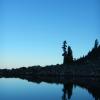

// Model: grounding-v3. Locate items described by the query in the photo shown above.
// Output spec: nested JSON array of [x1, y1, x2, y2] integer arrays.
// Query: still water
[[0, 78, 95, 100]]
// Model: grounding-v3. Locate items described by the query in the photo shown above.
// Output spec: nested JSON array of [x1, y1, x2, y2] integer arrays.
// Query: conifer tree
[[94, 39, 99, 49], [67, 46, 73, 64], [62, 41, 67, 64], [62, 41, 73, 64]]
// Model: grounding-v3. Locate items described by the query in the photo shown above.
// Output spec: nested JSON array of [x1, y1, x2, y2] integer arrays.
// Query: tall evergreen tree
[[94, 39, 99, 49], [62, 41, 67, 64], [62, 41, 73, 64], [67, 46, 73, 64]]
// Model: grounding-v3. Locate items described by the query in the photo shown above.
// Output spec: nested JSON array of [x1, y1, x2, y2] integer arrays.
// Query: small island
[[0, 39, 100, 78]]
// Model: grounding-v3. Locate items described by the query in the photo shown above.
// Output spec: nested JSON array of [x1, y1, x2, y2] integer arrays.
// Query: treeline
[[0, 64, 63, 77], [0, 39, 100, 77], [75, 39, 100, 64], [62, 39, 100, 65]]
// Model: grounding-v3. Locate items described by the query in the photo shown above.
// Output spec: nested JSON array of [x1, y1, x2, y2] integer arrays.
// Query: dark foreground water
[[0, 78, 97, 100]]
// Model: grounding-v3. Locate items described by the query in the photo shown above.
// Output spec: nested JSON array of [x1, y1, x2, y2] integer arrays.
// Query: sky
[[0, 0, 100, 68]]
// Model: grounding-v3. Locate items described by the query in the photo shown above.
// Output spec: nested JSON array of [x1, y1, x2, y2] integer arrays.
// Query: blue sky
[[0, 0, 100, 68]]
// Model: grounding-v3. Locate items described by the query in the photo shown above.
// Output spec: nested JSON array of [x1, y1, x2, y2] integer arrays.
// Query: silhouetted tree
[[62, 41, 73, 64], [94, 39, 99, 49], [89, 39, 99, 60], [62, 41, 67, 64], [67, 46, 73, 64], [75, 39, 100, 64]]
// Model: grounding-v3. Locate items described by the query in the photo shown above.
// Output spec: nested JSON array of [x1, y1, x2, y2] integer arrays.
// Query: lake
[[0, 78, 97, 100]]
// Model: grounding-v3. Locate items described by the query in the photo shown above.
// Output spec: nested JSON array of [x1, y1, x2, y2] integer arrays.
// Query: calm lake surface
[[0, 78, 95, 100]]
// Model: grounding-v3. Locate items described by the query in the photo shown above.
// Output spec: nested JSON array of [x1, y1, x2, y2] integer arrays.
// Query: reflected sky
[[71, 86, 94, 100], [0, 78, 94, 100]]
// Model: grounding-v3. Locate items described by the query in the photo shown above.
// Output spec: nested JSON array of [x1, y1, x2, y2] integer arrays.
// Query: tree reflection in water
[[62, 82, 73, 100], [1, 76, 100, 100]]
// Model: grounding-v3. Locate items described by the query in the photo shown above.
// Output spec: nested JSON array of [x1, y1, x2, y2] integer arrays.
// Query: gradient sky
[[0, 0, 100, 68]]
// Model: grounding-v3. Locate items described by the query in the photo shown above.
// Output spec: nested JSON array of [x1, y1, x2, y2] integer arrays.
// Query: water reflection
[[62, 82, 73, 100], [32, 76, 100, 100], [0, 76, 100, 100]]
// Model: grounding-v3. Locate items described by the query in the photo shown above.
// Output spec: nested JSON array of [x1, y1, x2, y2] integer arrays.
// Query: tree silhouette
[[94, 39, 99, 49], [62, 41, 67, 64], [76, 39, 100, 64], [62, 41, 73, 65], [62, 82, 73, 100], [67, 46, 73, 64]]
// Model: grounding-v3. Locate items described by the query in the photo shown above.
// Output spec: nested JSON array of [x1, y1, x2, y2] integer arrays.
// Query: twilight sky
[[0, 0, 100, 68]]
